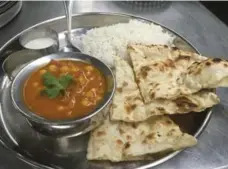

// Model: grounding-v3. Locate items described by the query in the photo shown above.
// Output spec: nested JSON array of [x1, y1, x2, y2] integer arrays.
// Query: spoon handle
[[63, 0, 73, 41], [62, 0, 81, 52]]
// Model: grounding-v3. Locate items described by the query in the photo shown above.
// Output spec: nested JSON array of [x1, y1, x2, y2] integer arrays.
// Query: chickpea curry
[[23, 60, 106, 120]]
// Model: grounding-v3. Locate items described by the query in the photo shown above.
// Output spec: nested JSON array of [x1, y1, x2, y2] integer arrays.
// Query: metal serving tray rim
[[0, 12, 213, 169]]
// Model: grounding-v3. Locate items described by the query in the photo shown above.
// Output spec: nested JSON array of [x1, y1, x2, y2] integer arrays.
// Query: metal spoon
[[62, 0, 81, 52]]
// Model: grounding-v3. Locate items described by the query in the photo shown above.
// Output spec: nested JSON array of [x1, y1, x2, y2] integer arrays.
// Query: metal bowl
[[19, 27, 59, 55], [10, 52, 116, 138]]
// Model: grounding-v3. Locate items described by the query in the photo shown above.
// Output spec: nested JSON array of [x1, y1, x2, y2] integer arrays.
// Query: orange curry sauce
[[23, 60, 106, 120]]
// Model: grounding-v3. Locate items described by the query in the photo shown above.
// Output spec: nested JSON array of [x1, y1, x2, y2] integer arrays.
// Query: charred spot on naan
[[212, 58, 222, 63], [127, 45, 136, 51], [157, 132, 161, 137], [150, 92, 155, 99], [96, 131, 106, 137], [187, 61, 203, 75], [142, 133, 156, 144], [149, 83, 159, 89], [124, 103, 137, 114], [126, 135, 132, 141], [175, 97, 198, 109], [172, 46, 179, 50], [131, 123, 138, 129], [136, 79, 140, 85], [205, 61, 211, 66], [134, 96, 143, 101], [140, 66, 151, 78], [124, 142, 131, 149], [175, 55, 191, 62], [146, 133, 156, 140], [119, 128, 125, 135], [117, 87, 123, 93], [156, 107, 166, 114], [159, 118, 174, 126], [125, 95, 143, 102], [165, 119, 173, 125], [163, 59, 175, 68], [122, 81, 128, 87], [116, 139, 123, 145], [149, 86, 163, 100], [167, 128, 177, 136]]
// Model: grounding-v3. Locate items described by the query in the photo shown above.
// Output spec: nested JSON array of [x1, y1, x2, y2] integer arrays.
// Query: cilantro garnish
[[41, 72, 73, 99]]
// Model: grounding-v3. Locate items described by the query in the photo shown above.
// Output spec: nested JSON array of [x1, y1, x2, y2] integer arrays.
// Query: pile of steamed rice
[[74, 20, 175, 67]]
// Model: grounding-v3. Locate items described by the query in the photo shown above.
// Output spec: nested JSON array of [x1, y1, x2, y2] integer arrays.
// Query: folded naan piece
[[128, 44, 208, 101], [110, 56, 146, 122], [87, 115, 197, 161], [111, 56, 219, 120], [86, 116, 150, 162], [122, 116, 197, 157], [180, 58, 228, 94], [145, 90, 219, 116]]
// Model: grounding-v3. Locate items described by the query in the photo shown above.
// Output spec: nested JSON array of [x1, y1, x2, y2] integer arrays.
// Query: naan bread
[[122, 116, 197, 157], [180, 58, 228, 94], [87, 116, 150, 162], [87, 115, 197, 161], [87, 116, 123, 162], [110, 56, 146, 122], [111, 56, 219, 120], [145, 90, 219, 116], [128, 44, 207, 101]]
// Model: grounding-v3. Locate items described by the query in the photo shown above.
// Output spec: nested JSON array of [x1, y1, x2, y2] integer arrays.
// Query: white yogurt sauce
[[24, 38, 55, 49]]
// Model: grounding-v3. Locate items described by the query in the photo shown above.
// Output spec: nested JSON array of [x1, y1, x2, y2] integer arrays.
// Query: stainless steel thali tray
[[0, 13, 213, 169]]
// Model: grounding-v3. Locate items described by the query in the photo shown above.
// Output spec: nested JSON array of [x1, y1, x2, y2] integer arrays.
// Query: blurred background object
[[120, 1, 172, 12], [0, 1, 22, 28]]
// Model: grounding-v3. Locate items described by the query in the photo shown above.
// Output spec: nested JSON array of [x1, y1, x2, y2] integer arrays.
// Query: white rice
[[73, 20, 175, 67]]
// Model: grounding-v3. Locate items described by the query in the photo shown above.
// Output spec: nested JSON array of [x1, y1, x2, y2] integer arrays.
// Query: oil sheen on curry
[[23, 60, 106, 120]]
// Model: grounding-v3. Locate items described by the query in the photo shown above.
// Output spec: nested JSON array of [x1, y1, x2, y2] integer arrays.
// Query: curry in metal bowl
[[11, 52, 115, 137], [23, 59, 107, 120]]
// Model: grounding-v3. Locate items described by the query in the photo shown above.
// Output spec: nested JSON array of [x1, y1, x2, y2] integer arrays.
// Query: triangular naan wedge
[[86, 116, 151, 162], [180, 58, 228, 94], [128, 44, 209, 101], [87, 115, 197, 161], [121, 116, 197, 157], [111, 56, 219, 119], [110, 56, 146, 122], [145, 89, 219, 116]]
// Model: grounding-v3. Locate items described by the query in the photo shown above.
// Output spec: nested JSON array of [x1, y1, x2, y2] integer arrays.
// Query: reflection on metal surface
[[0, 13, 213, 169], [2, 50, 43, 80]]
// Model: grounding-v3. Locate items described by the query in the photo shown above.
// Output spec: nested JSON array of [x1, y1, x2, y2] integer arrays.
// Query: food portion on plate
[[10, 18, 228, 164], [144, 89, 219, 116], [128, 44, 228, 100], [87, 115, 197, 162], [110, 56, 146, 122], [127, 44, 220, 116], [23, 59, 106, 120], [128, 44, 206, 101], [76, 20, 175, 67], [180, 58, 228, 94], [87, 43, 227, 162], [110, 55, 219, 122]]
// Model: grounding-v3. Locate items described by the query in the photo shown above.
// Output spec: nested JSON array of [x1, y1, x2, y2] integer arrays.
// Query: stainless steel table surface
[[1, 1, 228, 169]]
